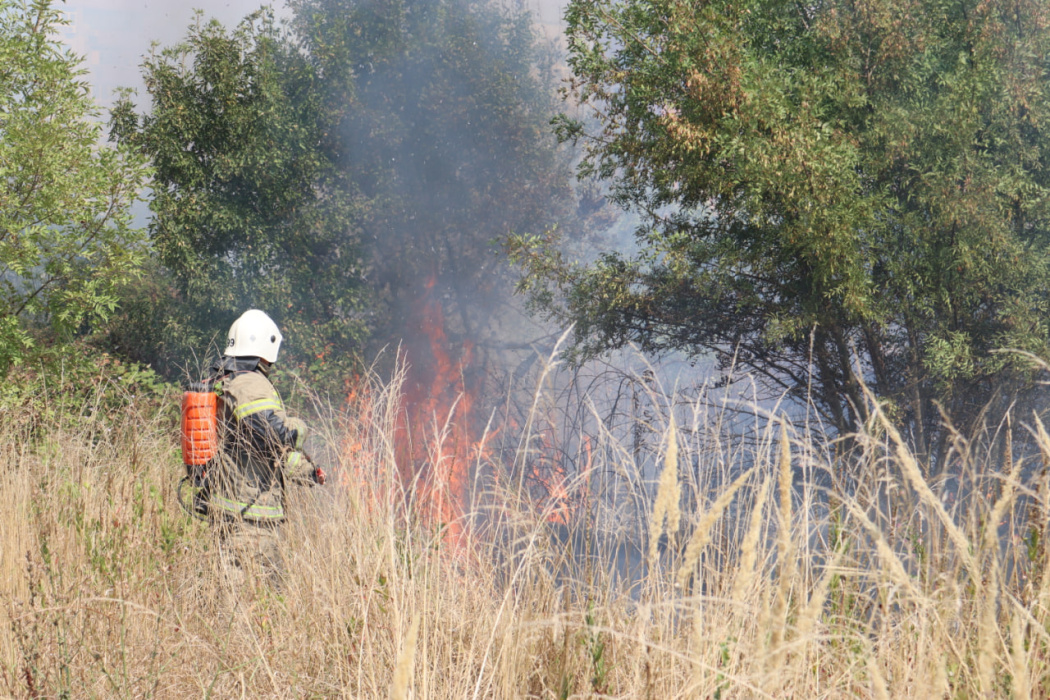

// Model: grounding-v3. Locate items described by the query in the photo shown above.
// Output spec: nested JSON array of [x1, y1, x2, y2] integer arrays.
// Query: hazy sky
[[59, 0, 567, 109]]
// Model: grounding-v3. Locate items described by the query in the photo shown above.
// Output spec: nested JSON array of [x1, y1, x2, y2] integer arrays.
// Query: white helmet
[[225, 309, 283, 363]]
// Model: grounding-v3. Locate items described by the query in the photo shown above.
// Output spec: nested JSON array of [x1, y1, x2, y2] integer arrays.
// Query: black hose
[[176, 476, 209, 521]]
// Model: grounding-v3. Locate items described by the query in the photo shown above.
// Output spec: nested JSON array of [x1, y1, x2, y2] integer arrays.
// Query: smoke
[[285, 0, 596, 532], [289, 0, 579, 373]]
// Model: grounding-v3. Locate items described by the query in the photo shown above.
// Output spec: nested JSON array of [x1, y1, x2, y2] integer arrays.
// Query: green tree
[[0, 0, 148, 372], [111, 9, 369, 384], [513, 0, 1050, 460]]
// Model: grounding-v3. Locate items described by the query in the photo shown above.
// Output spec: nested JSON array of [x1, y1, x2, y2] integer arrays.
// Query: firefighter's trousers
[[214, 516, 285, 592]]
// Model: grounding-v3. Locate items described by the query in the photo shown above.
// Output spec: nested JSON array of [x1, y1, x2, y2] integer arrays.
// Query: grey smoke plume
[[284, 0, 584, 391]]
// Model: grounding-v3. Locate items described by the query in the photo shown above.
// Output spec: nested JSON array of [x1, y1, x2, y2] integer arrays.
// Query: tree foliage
[[513, 0, 1050, 458], [111, 9, 369, 382], [0, 0, 148, 372]]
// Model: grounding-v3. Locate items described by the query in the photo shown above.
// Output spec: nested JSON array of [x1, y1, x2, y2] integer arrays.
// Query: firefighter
[[209, 308, 325, 589]]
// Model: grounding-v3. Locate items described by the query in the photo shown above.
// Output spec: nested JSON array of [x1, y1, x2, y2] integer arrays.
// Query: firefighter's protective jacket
[[211, 356, 309, 522]]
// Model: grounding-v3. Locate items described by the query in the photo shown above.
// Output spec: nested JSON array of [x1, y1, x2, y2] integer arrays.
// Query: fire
[[342, 276, 589, 542], [524, 429, 571, 525], [399, 275, 480, 543], [340, 375, 382, 510]]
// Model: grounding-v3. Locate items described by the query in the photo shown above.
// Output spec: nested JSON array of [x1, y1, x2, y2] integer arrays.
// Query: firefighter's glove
[[285, 416, 308, 449], [284, 450, 308, 472], [312, 466, 327, 486]]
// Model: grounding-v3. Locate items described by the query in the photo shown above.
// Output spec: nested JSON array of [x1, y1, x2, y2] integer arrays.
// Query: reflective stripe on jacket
[[211, 366, 307, 522]]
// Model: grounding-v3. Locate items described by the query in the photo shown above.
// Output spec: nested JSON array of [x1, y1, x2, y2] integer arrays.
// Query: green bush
[[0, 341, 178, 437]]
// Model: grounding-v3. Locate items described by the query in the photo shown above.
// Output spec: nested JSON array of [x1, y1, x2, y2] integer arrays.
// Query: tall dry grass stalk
[[1010, 609, 1030, 700], [676, 466, 756, 590], [648, 413, 681, 565], [390, 614, 420, 700], [872, 393, 979, 576], [1, 359, 1049, 698], [730, 475, 771, 602], [977, 558, 1000, 696], [767, 419, 795, 669]]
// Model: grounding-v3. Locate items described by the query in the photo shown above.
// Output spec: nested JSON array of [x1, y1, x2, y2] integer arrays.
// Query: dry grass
[[2, 361, 1050, 699]]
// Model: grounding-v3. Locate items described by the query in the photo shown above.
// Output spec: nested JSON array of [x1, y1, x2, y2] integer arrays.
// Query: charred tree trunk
[[813, 329, 850, 436], [863, 322, 890, 397], [905, 318, 930, 466], [830, 321, 868, 429]]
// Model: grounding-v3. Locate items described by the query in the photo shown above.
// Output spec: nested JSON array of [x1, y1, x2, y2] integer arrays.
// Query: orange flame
[[525, 429, 575, 525], [399, 276, 480, 544], [341, 375, 383, 511], [343, 277, 590, 542]]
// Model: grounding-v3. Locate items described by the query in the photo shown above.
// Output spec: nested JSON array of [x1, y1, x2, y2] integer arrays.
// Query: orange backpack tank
[[181, 382, 218, 466]]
